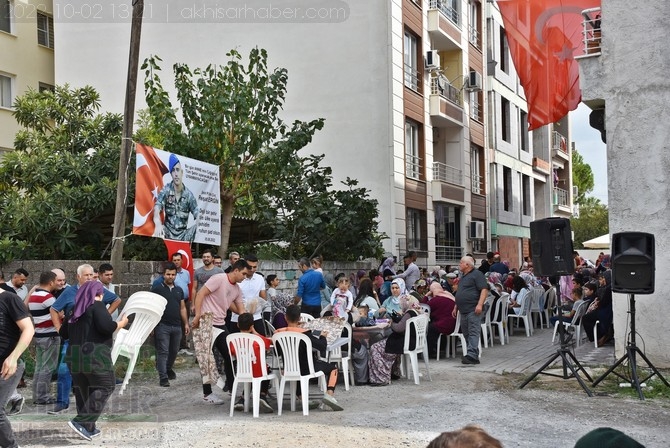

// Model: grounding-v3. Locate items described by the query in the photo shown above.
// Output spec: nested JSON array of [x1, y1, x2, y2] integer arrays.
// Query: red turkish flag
[[163, 239, 194, 288], [497, 0, 600, 130], [133, 143, 168, 236]]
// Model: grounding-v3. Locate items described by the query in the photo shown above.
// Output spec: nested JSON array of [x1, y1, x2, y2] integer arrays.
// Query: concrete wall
[[578, 0, 670, 366]]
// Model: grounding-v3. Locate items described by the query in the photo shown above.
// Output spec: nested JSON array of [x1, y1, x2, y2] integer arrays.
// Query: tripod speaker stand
[[518, 283, 593, 396], [592, 294, 670, 400]]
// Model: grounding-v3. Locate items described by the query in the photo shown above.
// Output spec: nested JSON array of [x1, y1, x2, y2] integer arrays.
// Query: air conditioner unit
[[469, 221, 485, 240], [572, 185, 579, 197], [466, 70, 483, 91], [425, 50, 440, 71]]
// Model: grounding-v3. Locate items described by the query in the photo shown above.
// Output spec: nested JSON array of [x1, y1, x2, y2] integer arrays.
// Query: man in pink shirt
[[191, 259, 250, 404]]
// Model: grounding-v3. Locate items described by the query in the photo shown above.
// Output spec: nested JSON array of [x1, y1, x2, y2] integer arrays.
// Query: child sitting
[[355, 304, 376, 327]]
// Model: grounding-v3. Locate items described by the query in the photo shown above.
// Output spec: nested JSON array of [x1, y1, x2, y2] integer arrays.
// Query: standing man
[[213, 255, 223, 268], [28, 271, 59, 405], [0, 288, 34, 448], [1, 269, 29, 301], [453, 256, 489, 365], [223, 251, 240, 273], [48, 264, 120, 414], [98, 264, 115, 293], [151, 263, 189, 387], [393, 253, 420, 292], [294, 257, 325, 318], [51, 268, 67, 298], [191, 259, 250, 404], [153, 154, 199, 243], [489, 254, 510, 275], [191, 249, 224, 308], [478, 252, 494, 274], [231, 254, 267, 334]]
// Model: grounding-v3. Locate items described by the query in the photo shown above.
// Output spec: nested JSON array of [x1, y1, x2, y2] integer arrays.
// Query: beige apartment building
[[0, 0, 55, 153]]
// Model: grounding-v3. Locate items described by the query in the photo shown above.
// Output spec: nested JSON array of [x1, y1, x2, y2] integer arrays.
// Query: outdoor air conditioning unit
[[469, 221, 485, 240], [466, 70, 483, 91], [572, 185, 579, 198], [425, 50, 440, 71]]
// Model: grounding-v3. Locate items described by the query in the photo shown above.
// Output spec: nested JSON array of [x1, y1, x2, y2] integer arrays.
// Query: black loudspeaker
[[611, 232, 655, 294], [530, 218, 575, 277]]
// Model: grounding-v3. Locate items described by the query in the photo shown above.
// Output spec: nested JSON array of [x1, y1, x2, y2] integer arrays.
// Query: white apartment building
[[0, 0, 55, 153]]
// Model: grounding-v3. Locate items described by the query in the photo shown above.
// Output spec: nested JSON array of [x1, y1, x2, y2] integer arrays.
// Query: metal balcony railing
[[432, 161, 463, 186], [553, 187, 570, 207], [406, 153, 422, 180], [471, 173, 484, 195], [430, 76, 461, 106], [429, 0, 460, 27], [436, 245, 464, 263], [581, 7, 601, 56], [468, 24, 482, 50], [404, 63, 421, 92], [552, 131, 567, 153]]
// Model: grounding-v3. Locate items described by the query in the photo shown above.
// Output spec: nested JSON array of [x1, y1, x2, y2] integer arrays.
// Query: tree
[[0, 85, 122, 260], [571, 197, 609, 249], [142, 49, 325, 257], [263, 153, 385, 260], [572, 150, 594, 205]]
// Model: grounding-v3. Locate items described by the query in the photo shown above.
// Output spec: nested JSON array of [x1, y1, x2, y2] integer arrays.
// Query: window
[[403, 31, 419, 92], [503, 166, 512, 212], [434, 204, 462, 260], [37, 12, 54, 49], [405, 119, 421, 179], [471, 146, 483, 195], [0, 74, 12, 108], [499, 27, 509, 74], [520, 110, 529, 151], [501, 97, 511, 143], [468, 0, 481, 49], [469, 89, 483, 122], [406, 208, 427, 251], [522, 175, 531, 216], [0, 0, 10, 33], [38, 82, 55, 93]]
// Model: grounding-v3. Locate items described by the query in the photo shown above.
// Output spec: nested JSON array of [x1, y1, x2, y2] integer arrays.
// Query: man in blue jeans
[[151, 262, 189, 387], [294, 257, 325, 318], [48, 264, 120, 414]]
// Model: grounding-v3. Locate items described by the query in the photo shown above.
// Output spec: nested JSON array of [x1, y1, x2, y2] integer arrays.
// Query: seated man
[[274, 305, 343, 411], [229, 313, 274, 414]]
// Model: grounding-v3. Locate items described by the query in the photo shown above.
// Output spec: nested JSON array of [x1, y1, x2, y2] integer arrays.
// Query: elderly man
[[223, 251, 240, 273], [452, 256, 489, 365], [153, 154, 199, 243]]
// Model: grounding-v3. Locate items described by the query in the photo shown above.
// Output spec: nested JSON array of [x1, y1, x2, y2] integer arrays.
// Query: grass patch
[[590, 365, 670, 400]]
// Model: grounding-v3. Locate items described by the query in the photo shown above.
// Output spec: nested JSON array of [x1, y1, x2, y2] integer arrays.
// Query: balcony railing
[[430, 76, 461, 106], [406, 153, 422, 180], [429, 0, 460, 27], [432, 161, 463, 186], [552, 131, 567, 153], [436, 245, 464, 263], [404, 63, 421, 92], [468, 24, 482, 50], [471, 173, 484, 195], [581, 7, 601, 56], [553, 187, 570, 207]]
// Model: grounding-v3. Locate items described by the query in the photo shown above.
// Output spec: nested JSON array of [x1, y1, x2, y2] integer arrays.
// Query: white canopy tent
[[582, 234, 610, 249]]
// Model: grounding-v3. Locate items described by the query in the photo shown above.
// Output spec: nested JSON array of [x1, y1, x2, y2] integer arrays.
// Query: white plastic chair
[[321, 322, 354, 390], [227, 333, 280, 418], [552, 301, 589, 345], [528, 287, 546, 330], [420, 303, 431, 317], [491, 293, 509, 345], [401, 314, 431, 384], [111, 291, 167, 395], [299, 313, 314, 323], [440, 311, 482, 359], [541, 287, 557, 329], [480, 296, 494, 348], [508, 288, 534, 337], [272, 332, 326, 416]]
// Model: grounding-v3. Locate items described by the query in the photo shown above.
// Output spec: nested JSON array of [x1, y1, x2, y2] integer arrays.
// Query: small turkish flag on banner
[[497, 0, 601, 130], [163, 239, 194, 288], [133, 143, 168, 236]]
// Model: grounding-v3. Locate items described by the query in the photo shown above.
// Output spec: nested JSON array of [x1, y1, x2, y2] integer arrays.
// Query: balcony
[[427, 0, 462, 51], [432, 162, 465, 203], [436, 245, 464, 264], [429, 77, 464, 127], [432, 162, 463, 186], [532, 157, 551, 175], [552, 131, 569, 161], [553, 187, 572, 214], [576, 7, 601, 58]]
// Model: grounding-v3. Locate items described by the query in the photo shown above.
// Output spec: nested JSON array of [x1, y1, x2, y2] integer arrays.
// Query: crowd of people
[[0, 248, 616, 445]]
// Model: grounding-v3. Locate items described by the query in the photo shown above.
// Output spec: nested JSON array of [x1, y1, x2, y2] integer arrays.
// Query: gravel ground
[[11, 354, 670, 448]]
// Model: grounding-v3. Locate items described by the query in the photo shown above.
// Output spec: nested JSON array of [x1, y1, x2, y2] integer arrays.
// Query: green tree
[[571, 197, 609, 249], [142, 49, 324, 256], [572, 150, 594, 205], [0, 85, 122, 260]]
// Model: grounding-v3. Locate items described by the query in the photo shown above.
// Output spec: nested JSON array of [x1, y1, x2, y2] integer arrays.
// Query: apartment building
[[0, 0, 55, 153]]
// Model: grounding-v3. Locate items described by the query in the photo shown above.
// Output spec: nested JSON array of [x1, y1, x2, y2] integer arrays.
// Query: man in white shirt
[[232, 254, 267, 334], [393, 252, 420, 292]]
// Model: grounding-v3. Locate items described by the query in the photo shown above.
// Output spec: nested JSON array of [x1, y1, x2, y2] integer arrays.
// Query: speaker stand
[[519, 284, 593, 396], [592, 294, 670, 400]]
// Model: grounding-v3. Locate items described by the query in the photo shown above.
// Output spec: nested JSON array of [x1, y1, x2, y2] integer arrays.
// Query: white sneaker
[[321, 394, 343, 411], [203, 394, 224, 405]]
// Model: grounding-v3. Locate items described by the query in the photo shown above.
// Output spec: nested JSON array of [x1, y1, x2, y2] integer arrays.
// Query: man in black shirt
[[151, 263, 189, 387]]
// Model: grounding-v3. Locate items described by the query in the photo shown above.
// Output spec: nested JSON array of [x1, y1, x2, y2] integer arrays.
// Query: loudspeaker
[[611, 232, 655, 294], [530, 218, 575, 277]]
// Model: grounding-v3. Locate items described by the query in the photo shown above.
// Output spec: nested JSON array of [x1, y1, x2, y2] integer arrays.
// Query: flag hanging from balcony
[[496, 0, 601, 130]]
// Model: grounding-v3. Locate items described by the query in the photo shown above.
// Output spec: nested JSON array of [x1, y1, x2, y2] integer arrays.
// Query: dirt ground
[[11, 354, 670, 448]]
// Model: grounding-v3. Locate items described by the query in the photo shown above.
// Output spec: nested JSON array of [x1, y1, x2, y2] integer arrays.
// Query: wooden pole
[[111, 0, 144, 279]]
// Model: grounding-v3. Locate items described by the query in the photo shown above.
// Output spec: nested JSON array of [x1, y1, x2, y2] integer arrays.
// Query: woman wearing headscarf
[[59, 281, 128, 441], [421, 282, 457, 358], [379, 257, 396, 280], [377, 278, 407, 318], [368, 295, 423, 386]]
